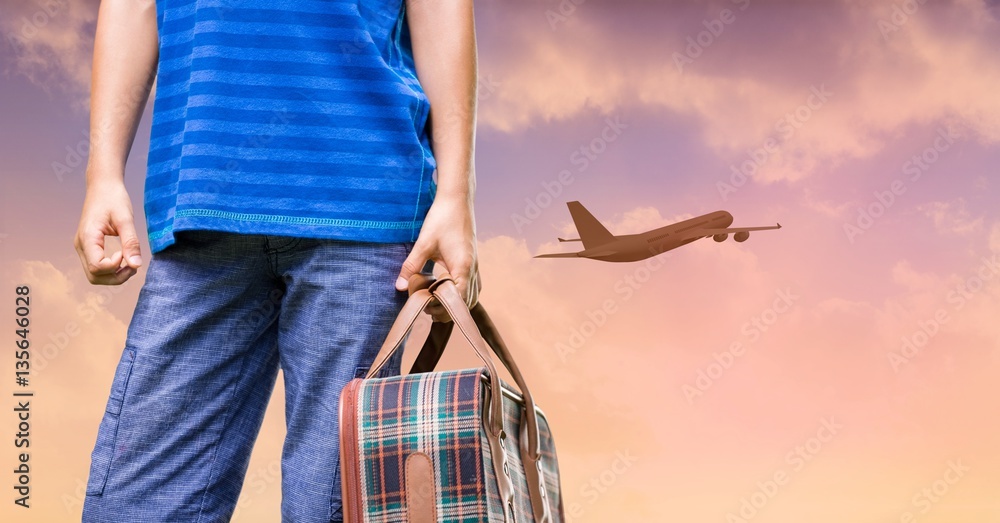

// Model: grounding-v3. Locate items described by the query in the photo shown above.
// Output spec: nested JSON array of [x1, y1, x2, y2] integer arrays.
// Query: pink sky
[[2, 0, 1000, 521]]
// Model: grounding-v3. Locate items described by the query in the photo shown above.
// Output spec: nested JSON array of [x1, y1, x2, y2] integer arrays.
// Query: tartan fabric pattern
[[356, 368, 488, 522], [482, 385, 565, 522], [350, 367, 564, 522]]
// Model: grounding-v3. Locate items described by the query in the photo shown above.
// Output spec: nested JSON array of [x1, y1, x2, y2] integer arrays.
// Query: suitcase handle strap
[[366, 274, 506, 438], [407, 279, 543, 464], [368, 273, 552, 522], [417, 280, 552, 523], [408, 273, 541, 461], [433, 278, 543, 461]]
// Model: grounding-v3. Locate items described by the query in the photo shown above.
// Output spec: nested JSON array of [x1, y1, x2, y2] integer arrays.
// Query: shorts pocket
[[86, 348, 137, 496], [328, 458, 344, 521]]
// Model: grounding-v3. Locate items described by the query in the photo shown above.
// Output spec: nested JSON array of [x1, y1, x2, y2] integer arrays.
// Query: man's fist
[[74, 179, 143, 285]]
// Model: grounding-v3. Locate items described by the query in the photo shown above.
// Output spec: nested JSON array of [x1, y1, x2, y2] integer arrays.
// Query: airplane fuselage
[[577, 211, 734, 262]]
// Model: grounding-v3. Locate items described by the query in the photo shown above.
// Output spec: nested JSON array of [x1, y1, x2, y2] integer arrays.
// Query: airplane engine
[[734, 231, 750, 242], [713, 233, 728, 242]]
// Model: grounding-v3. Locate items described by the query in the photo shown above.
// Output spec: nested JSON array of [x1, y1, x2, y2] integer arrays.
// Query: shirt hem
[[148, 210, 423, 254]]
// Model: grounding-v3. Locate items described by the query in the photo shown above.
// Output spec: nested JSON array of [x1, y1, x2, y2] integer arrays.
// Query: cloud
[[11, 0, 999, 189], [457, 208, 1000, 520], [891, 259, 941, 291], [477, 0, 1000, 184], [1, 0, 98, 112], [800, 188, 856, 220], [918, 198, 984, 236], [477, 16, 626, 133], [991, 221, 1000, 252]]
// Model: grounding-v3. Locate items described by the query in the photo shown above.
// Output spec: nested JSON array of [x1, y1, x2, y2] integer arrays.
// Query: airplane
[[534, 201, 781, 262]]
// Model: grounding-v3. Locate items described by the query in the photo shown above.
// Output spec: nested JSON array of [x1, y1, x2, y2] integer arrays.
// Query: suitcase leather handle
[[366, 275, 506, 438], [404, 273, 551, 522], [406, 273, 542, 463], [365, 273, 551, 522]]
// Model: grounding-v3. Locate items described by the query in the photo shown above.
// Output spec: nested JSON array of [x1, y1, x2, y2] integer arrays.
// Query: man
[[73, 0, 479, 521]]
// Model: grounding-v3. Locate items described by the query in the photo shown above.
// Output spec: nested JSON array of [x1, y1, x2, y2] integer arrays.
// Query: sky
[[2, 0, 1000, 521]]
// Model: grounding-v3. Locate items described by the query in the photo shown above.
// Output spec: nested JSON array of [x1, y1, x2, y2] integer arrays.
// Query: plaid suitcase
[[339, 274, 565, 522]]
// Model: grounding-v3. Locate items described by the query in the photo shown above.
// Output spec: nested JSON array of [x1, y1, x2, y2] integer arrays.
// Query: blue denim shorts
[[82, 230, 413, 522]]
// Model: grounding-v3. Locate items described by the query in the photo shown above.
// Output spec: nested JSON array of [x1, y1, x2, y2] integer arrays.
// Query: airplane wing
[[533, 252, 581, 258], [698, 223, 782, 235]]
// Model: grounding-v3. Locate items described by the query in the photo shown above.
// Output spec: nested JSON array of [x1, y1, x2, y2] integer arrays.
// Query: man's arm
[[395, 0, 481, 313], [74, 0, 159, 285]]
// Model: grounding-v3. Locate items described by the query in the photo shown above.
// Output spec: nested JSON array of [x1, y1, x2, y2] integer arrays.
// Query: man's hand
[[403, 0, 479, 322], [74, 0, 158, 285], [396, 193, 480, 322], [74, 178, 143, 285]]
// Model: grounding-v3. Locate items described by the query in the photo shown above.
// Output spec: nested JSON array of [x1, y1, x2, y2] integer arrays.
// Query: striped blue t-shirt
[[145, 0, 437, 253]]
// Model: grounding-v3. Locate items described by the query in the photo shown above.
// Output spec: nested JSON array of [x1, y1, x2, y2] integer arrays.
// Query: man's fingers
[[407, 273, 429, 293], [95, 265, 137, 286], [467, 270, 480, 309], [76, 223, 144, 285], [448, 261, 475, 308], [76, 249, 136, 285], [116, 215, 143, 268], [402, 247, 478, 320], [396, 243, 430, 291], [80, 230, 120, 277], [74, 181, 142, 285]]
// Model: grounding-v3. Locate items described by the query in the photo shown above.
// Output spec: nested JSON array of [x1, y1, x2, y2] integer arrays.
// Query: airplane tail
[[567, 201, 615, 249]]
